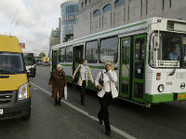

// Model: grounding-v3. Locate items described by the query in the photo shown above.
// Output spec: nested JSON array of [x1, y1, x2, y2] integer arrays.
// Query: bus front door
[[73, 46, 83, 72], [120, 34, 146, 103], [132, 34, 146, 103]]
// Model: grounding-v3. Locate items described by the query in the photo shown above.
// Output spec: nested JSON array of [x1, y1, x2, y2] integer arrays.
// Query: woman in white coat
[[95, 62, 118, 136]]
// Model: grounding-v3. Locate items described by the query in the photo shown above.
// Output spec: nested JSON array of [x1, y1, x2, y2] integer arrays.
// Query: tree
[[39, 52, 46, 58]]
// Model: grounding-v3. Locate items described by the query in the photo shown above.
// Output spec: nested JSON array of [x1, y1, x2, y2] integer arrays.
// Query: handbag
[[98, 71, 104, 86], [97, 71, 104, 90], [64, 86, 67, 100]]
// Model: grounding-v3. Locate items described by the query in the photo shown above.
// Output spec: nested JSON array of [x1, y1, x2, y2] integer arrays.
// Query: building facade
[[49, 27, 60, 57], [60, 0, 78, 43], [74, 0, 186, 39]]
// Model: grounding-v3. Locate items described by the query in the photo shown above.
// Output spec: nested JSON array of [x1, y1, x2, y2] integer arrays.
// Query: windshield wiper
[[0, 69, 15, 74]]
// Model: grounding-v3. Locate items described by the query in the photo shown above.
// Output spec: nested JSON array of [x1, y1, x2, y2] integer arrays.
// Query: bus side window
[[135, 38, 145, 79]]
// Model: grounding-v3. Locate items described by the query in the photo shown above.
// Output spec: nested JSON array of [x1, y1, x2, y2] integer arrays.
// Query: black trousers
[[98, 93, 113, 131], [80, 81, 86, 104]]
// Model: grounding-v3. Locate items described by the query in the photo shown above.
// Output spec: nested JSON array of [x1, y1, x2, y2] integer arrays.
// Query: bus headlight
[[18, 83, 28, 101], [158, 84, 164, 92], [180, 83, 185, 90]]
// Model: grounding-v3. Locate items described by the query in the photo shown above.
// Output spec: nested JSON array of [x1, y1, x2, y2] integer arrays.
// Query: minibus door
[[73, 46, 83, 72], [132, 34, 146, 103]]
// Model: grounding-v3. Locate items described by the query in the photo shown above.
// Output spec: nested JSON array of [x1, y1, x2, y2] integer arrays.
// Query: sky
[[0, 0, 67, 56]]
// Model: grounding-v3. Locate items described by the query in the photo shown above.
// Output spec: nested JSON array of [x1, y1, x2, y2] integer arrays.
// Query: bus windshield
[[23, 53, 35, 66], [0, 52, 25, 74], [150, 32, 186, 68]]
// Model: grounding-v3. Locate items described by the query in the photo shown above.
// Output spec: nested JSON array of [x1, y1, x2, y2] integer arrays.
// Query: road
[[1, 66, 186, 139]]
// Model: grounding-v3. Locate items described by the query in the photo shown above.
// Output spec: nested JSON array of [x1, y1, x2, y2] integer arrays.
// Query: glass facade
[[60, 1, 78, 43]]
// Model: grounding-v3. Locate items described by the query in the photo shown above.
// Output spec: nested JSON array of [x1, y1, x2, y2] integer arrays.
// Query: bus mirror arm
[[169, 62, 178, 76], [169, 68, 176, 76]]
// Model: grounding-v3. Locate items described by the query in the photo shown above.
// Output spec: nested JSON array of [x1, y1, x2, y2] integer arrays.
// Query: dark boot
[[97, 113, 103, 125], [58, 97, 61, 105], [54, 98, 57, 106], [105, 124, 111, 136], [98, 118, 103, 125]]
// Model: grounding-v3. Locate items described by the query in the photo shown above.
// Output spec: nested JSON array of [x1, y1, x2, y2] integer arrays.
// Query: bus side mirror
[[153, 35, 160, 50]]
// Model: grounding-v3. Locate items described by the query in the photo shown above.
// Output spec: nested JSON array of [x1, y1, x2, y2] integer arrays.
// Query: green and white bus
[[51, 17, 186, 107]]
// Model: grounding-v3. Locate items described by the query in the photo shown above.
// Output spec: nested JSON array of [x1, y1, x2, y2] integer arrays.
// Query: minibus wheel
[[23, 108, 31, 120]]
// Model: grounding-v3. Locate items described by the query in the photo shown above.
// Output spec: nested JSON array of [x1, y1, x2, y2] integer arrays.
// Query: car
[[43, 61, 50, 66]]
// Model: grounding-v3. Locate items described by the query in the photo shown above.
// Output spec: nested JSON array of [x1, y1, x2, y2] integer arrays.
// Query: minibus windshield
[[0, 52, 25, 74]]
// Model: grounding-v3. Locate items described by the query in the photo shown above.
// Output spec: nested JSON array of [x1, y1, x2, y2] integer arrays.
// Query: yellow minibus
[[0, 35, 31, 120]]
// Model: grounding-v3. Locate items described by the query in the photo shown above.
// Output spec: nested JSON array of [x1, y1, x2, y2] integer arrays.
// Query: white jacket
[[72, 64, 94, 86], [95, 69, 118, 99]]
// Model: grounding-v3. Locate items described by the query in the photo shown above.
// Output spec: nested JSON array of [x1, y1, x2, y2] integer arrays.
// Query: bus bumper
[[145, 92, 186, 103], [0, 98, 31, 120]]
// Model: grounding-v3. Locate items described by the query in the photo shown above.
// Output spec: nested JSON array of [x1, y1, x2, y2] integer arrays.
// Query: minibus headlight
[[18, 83, 28, 101], [158, 84, 164, 92]]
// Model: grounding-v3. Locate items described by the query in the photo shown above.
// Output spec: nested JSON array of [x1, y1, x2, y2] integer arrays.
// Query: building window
[[128, 5, 130, 20], [89, 0, 92, 3], [162, 0, 165, 10], [141, 0, 143, 17], [100, 37, 118, 63], [103, 4, 112, 13], [85, 0, 87, 6], [86, 41, 98, 63], [59, 48, 65, 62], [65, 47, 73, 62], [123, 7, 125, 22], [93, 9, 101, 17], [169, 0, 172, 8], [115, 0, 125, 8], [146, 0, 148, 15]]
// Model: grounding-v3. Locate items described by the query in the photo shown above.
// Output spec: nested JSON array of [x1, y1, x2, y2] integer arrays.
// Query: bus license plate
[[0, 109, 3, 115], [178, 94, 186, 99]]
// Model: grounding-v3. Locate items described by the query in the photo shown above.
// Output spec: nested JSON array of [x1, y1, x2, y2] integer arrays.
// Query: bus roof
[[0, 35, 22, 53], [51, 17, 151, 50], [51, 17, 186, 50]]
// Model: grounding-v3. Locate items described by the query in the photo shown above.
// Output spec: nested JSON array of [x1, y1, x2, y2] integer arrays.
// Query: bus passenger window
[[65, 47, 73, 62], [100, 37, 118, 63], [59, 48, 65, 62], [135, 38, 145, 79], [86, 41, 98, 63]]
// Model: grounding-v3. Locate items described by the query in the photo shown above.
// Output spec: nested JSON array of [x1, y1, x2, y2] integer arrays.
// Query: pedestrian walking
[[95, 62, 118, 136], [72, 59, 94, 105], [48, 64, 67, 106]]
